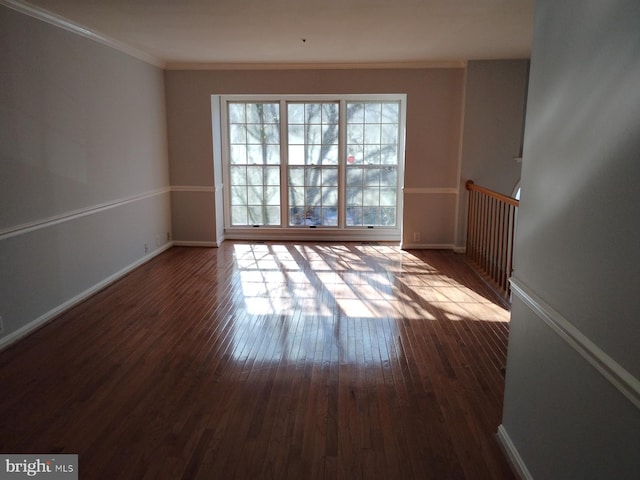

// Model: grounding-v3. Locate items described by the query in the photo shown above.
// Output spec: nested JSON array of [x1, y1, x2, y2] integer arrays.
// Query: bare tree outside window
[[229, 102, 280, 226], [288, 102, 340, 226]]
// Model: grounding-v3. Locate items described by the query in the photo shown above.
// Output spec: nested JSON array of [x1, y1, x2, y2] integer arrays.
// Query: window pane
[[363, 188, 380, 206], [345, 100, 400, 227], [227, 102, 281, 227], [264, 166, 280, 185], [347, 145, 363, 164], [246, 166, 263, 186], [322, 167, 338, 186], [305, 104, 322, 123], [347, 167, 363, 186], [289, 187, 304, 206], [323, 187, 338, 206], [306, 125, 322, 144], [346, 187, 362, 206], [380, 166, 397, 186], [347, 103, 365, 123], [288, 103, 304, 124], [321, 124, 339, 145], [289, 167, 304, 186], [288, 124, 304, 144], [306, 144, 321, 165], [364, 103, 382, 123], [364, 145, 381, 165], [364, 124, 381, 144], [381, 207, 396, 226], [347, 207, 363, 226], [306, 187, 321, 206], [382, 103, 399, 123], [381, 124, 398, 145], [230, 145, 247, 164], [363, 206, 380, 225], [231, 186, 247, 205], [323, 146, 339, 165], [263, 124, 280, 144], [247, 187, 263, 205], [322, 103, 339, 122], [265, 206, 281, 224], [322, 207, 338, 226], [365, 167, 381, 186], [381, 147, 398, 165], [246, 124, 262, 144], [245, 104, 263, 123], [265, 186, 280, 205], [247, 145, 265, 164], [305, 167, 322, 187], [265, 145, 280, 164], [288, 145, 305, 165], [348, 124, 364, 145], [248, 206, 263, 224], [229, 125, 246, 144], [231, 206, 247, 225], [229, 104, 246, 124], [380, 187, 396, 206], [231, 166, 246, 185]]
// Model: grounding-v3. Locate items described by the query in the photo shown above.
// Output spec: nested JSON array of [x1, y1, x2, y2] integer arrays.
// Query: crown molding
[[164, 60, 467, 71], [0, 0, 165, 68]]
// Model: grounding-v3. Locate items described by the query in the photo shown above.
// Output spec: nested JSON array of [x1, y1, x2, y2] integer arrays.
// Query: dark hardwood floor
[[0, 242, 515, 479]]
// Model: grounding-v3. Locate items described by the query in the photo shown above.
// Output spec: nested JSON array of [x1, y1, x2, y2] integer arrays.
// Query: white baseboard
[[0, 243, 173, 352], [496, 425, 534, 480]]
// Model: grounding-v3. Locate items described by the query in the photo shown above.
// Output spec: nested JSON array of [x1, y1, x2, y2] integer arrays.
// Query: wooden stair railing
[[465, 180, 519, 299]]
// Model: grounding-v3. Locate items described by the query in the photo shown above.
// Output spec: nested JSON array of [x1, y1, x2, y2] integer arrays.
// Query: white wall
[[500, 1, 640, 478], [0, 5, 172, 346]]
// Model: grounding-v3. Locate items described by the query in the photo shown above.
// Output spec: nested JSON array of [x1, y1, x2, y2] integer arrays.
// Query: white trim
[[510, 277, 640, 410], [0, 0, 164, 68], [165, 61, 467, 71], [172, 241, 218, 247], [170, 186, 216, 193], [218, 94, 407, 237], [0, 187, 171, 241], [0, 243, 173, 351], [224, 230, 401, 243], [496, 425, 534, 480], [403, 187, 458, 195]]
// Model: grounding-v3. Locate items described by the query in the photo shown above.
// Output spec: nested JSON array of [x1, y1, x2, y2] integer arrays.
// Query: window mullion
[[338, 99, 347, 228], [280, 99, 288, 228]]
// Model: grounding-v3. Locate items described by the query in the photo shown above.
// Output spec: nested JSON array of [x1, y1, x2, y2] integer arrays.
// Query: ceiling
[[17, 0, 534, 68]]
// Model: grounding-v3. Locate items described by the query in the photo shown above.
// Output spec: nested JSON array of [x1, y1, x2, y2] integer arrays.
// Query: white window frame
[[215, 94, 406, 242]]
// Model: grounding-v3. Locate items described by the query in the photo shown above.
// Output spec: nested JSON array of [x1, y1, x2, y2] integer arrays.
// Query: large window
[[221, 95, 405, 238], [228, 102, 281, 226]]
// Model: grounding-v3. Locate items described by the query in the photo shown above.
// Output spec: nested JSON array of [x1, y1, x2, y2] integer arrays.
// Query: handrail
[[465, 180, 519, 207], [465, 180, 519, 299]]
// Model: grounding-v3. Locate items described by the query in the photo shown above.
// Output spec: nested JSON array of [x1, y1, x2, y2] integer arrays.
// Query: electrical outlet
[[0, 315, 4, 334], [144, 243, 149, 254], [166, 231, 171, 242], [413, 232, 421, 242]]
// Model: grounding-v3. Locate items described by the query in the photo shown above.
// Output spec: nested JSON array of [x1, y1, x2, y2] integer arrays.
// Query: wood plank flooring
[[0, 242, 515, 479]]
